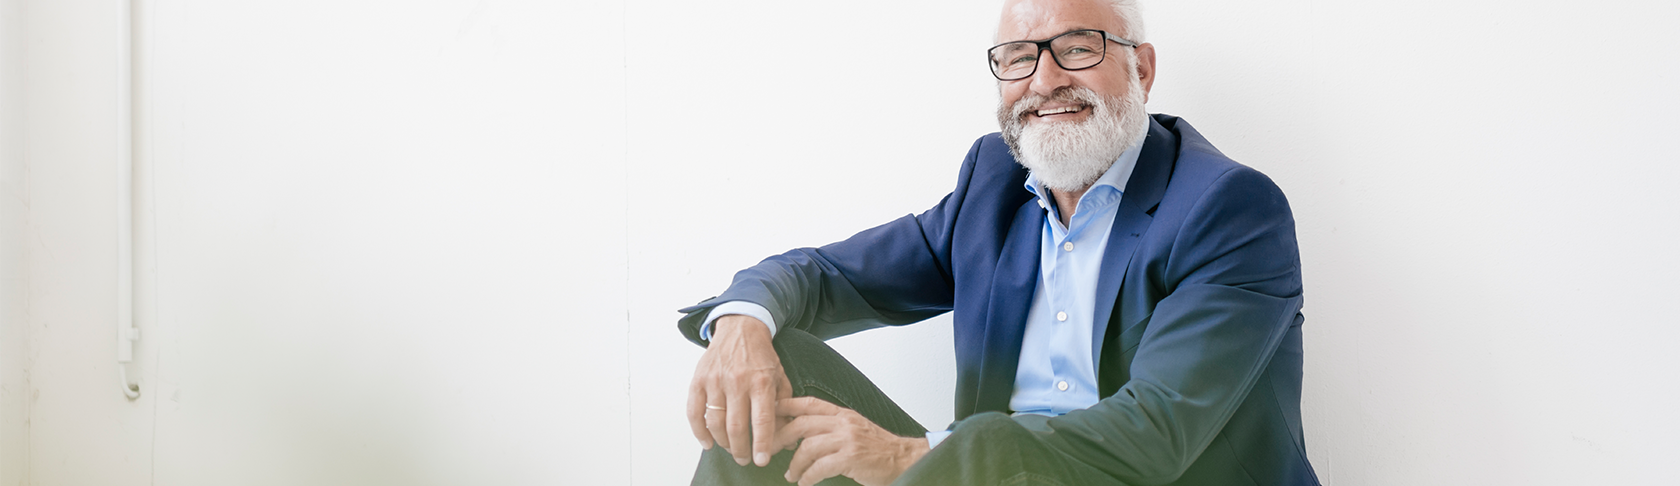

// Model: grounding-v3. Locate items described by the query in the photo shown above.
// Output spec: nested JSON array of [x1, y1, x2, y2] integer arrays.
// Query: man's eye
[[1008, 54, 1038, 66]]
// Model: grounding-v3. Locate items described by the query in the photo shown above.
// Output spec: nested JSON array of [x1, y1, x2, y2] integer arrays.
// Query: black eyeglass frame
[[987, 29, 1140, 81]]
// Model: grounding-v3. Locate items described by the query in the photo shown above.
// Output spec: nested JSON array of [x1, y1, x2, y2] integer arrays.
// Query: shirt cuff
[[924, 430, 953, 449], [698, 301, 778, 341]]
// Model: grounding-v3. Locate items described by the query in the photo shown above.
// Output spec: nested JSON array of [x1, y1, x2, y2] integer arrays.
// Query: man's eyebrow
[[1002, 27, 1105, 43]]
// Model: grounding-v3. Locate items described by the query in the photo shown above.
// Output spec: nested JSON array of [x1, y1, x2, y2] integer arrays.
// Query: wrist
[[894, 436, 931, 475], [713, 315, 770, 342]]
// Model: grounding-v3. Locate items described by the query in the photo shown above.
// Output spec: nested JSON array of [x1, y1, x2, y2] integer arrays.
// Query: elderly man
[[678, 0, 1320, 484]]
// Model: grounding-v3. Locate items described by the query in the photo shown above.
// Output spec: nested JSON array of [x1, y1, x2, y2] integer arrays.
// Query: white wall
[[20, 0, 156, 483], [142, 1, 632, 484], [5, 0, 1678, 485], [1139, 2, 1679, 484], [0, 0, 29, 483], [18, 0, 633, 484]]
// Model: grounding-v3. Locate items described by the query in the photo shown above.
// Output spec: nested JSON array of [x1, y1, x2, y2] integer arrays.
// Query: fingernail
[[755, 452, 769, 466], [699, 439, 710, 450], [735, 457, 749, 466]]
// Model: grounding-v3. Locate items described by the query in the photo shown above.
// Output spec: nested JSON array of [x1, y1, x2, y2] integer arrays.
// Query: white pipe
[[116, 0, 139, 400]]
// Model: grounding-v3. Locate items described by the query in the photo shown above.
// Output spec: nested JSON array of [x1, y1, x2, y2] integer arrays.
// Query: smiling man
[[678, 0, 1320, 484]]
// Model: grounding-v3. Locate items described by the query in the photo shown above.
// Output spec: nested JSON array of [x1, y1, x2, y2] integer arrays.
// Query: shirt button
[[1056, 381, 1069, 391], [1056, 311, 1068, 321], [1062, 241, 1074, 252]]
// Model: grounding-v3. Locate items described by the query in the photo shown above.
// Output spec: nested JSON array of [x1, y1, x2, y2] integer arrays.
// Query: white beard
[[998, 79, 1150, 192]]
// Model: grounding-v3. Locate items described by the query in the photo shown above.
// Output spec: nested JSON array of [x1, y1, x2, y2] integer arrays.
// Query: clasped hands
[[687, 315, 930, 486]]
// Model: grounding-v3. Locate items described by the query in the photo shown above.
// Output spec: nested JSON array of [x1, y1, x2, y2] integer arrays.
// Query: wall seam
[[137, 1, 161, 484], [19, 0, 32, 481], [621, 0, 633, 482]]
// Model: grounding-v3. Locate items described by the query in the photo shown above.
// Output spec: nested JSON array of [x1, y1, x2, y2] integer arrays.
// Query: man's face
[[994, 0, 1158, 191], [995, 0, 1154, 128]]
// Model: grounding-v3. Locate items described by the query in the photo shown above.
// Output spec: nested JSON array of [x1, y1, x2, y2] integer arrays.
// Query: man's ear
[[1135, 42, 1157, 103]]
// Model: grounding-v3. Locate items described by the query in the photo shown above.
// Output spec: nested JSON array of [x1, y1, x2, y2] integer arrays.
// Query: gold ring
[[706, 404, 726, 411]]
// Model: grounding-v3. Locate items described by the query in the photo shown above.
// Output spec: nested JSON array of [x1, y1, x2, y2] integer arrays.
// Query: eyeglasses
[[987, 29, 1138, 81]]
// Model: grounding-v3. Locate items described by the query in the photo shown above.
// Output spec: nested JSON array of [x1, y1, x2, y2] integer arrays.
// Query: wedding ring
[[705, 404, 726, 411]]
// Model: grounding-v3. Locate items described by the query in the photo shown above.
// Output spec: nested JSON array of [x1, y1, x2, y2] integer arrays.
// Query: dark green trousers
[[691, 329, 1123, 486]]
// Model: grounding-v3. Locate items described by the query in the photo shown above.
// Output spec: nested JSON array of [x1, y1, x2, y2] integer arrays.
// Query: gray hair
[[1109, 0, 1146, 43], [993, 0, 1148, 43]]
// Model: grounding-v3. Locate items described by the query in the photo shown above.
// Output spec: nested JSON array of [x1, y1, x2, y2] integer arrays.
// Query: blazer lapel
[[975, 197, 1044, 414], [1090, 117, 1178, 365]]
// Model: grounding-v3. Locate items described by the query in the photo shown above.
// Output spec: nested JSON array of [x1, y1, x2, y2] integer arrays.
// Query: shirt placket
[[1046, 214, 1081, 402]]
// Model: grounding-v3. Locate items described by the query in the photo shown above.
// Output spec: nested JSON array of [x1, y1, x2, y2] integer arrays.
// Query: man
[[679, 0, 1319, 484]]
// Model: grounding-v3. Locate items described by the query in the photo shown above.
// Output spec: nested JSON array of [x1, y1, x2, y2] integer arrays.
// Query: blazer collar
[[1090, 115, 1178, 365], [1120, 116, 1177, 219]]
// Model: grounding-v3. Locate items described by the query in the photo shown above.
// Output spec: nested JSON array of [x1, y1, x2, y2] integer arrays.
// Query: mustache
[[1006, 86, 1103, 121]]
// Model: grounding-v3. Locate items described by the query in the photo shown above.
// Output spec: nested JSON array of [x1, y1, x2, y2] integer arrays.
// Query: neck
[[1046, 185, 1089, 228]]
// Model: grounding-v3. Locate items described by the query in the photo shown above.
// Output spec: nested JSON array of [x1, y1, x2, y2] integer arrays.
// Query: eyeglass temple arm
[[1104, 32, 1139, 47]]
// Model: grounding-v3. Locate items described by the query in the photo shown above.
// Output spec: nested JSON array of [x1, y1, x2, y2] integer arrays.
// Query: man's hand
[[686, 315, 792, 467], [773, 397, 931, 486]]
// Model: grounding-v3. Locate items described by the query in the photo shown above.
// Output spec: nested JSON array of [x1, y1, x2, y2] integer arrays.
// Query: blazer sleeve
[[998, 165, 1305, 485], [674, 137, 990, 345]]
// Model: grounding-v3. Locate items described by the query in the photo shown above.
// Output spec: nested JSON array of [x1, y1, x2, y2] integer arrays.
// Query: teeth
[[1036, 106, 1080, 116]]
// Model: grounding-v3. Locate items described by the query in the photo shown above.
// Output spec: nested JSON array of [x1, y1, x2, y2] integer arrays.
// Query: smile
[[1033, 105, 1087, 117]]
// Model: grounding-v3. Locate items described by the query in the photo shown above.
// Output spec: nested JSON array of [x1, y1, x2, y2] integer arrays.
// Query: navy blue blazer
[[680, 115, 1319, 485]]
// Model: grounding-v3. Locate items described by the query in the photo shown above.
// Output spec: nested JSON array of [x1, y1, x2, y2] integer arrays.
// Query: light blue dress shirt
[[700, 141, 1144, 449], [1007, 142, 1141, 417]]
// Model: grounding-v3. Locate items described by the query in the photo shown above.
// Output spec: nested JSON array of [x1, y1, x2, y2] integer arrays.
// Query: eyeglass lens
[[990, 30, 1107, 81]]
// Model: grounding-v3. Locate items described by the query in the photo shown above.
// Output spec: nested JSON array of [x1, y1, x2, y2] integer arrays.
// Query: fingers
[[771, 416, 805, 451], [778, 396, 844, 417], [750, 383, 778, 466], [686, 380, 712, 449], [772, 415, 830, 451], [725, 386, 752, 465], [705, 397, 729, 451], [772, 397, 846, 452], [685, 316, 788, 467], [797, 454, 851, 486], [785, 433, 842, 485]]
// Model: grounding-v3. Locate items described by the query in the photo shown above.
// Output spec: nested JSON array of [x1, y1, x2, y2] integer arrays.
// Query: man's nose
[[1028, 51, 1073, 95]]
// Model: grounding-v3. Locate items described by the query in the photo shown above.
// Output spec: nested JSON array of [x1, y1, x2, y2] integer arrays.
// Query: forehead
[[997, 0, 1123, 42]]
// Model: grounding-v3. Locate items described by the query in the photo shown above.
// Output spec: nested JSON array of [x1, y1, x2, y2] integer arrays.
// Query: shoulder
[[1148, 117, 1301, 290], [1156, 116, 1290, 218], [1147, 116, 1297, 274], [952, 132, 1030, 202], [968, 132, 1020, 176]]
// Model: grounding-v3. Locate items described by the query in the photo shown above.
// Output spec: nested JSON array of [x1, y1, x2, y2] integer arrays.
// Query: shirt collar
[[1022, 140, 1145, 212]]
